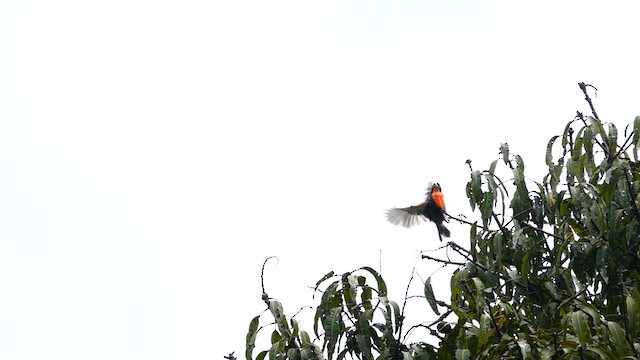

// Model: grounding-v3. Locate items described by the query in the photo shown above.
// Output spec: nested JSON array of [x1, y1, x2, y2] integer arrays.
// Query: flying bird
[[386, 182, 451, 241]]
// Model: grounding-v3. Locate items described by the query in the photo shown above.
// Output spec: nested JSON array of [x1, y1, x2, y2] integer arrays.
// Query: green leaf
[[291, 318, 299, 338], [590, 116, 606, 139], [489, 159, 499, 175], [246, 315, 260, 360], [493, 232, 502, 265], [341, 274, 358, 317], [256, 351, 268, 360], [547, 135, 559, 167], [585, 345, 613, 360], [632, 116, 640, 160], [361, 285, 373, 310], [355, 334, 373, 360], [514, 155, 525, 184], [323, 307, 344, 360], [455, 348, 471, 360], [521, 251, 530, 286], [287, 348, 300, 360], [269, 300, 291, 338], [471, 277, 485, 292], [271, 330, 282, 344], [472, 170, 483, 207], [626, 295, 639, 339], [300, 330, 311, 345], [314, 281, 339, 338], [572, 310, 592, 345], [582, 306, 601, 328], [584, 127, 594, 165], [389, 300, 401, 331], [516, 339, 531, 360], [358, 266, 388, 296], [562, 121, 574, 148], [608, 123, 618, 153], [424, 277, 440, 315], [633, 115, 640, 145], [480, 190, 494, 228], [466, 182, 474, 210], [268, 341, 284, 360], [500, 143, 510, 165], [607, 321, 629, 351], [573, 130, 584, 160], [315, 271, 335, 287], [478, 314, 490, 348]]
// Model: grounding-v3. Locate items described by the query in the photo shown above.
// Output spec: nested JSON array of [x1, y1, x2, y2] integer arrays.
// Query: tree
[[244, 83, 640, 359]]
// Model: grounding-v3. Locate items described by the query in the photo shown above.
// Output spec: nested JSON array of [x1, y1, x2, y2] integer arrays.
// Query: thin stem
[[395, 268, 416, 359], [578, 82, 600, 121], [421, 253, 465, 266], [261, 256, 278, 306]]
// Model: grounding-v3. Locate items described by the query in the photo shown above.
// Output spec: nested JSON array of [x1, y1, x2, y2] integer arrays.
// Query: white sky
[[1, 1, 640, 359]]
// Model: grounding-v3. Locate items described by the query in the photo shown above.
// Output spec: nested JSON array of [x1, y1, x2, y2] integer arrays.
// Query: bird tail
[[436, 222, 451, 241]]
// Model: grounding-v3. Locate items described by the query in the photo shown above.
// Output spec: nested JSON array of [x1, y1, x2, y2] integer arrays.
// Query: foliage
[[244, 83, 640, 359]]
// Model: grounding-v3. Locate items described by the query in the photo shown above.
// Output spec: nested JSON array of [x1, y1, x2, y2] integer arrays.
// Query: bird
[[386, 182, 451, 241]]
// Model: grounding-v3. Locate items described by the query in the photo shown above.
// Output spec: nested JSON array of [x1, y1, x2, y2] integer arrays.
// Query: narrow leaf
[[626, 295, 639, 339], [455, 348, 471, 360], [480, 190, 494, 228], [315, 271, 335, 287], [546, 135, 559, 167], [516, 339, 531, 360], [500, 143, 510, 165], [271, 330, 282, 345], [358, 266, 388, 296], [246, 315, 261, 360], [572, 310, 592, 345], [633, 115, 640, 145], [607, 321, 630, 351], [472, 170, 482, 206], [608, 123, 618, 153], [424, 277, 440, 315], [300, 330, 311, 345]]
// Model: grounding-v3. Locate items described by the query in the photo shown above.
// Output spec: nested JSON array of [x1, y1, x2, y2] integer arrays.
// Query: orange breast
[[431, 192, 446, 209]]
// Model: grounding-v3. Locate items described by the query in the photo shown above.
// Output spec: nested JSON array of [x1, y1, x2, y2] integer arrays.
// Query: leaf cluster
[[244, 84, 640, 360]]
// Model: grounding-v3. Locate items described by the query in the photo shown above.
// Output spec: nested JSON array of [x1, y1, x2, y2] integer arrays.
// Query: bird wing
[[386, 203, 427, 228]]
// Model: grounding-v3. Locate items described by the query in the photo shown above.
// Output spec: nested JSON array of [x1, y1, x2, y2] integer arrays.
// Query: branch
[[395, 269, 415, 359], [492, 213, 510, 239], [450, 210, 564, 242], [578, 82, 600, 121], [261, 256, 278, 306], [421, 253, 465, 266], [613, 134, 634, 160], [521, 222, 565, 241], [403, 309, 454, 342], [484, 296, 502, 337]]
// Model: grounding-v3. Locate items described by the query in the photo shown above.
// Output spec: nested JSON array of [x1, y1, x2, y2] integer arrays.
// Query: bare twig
[[484, 297, 502, 337], [403, 309, 454, 342], [395, 268, 416, 359], [421, 253, 465, 266], [261, 256, 278, 306], [613, 134, 634, 159], [578, 82, 600, 121], [521, 222, 565, 241], [492, 213, 510, 239]]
